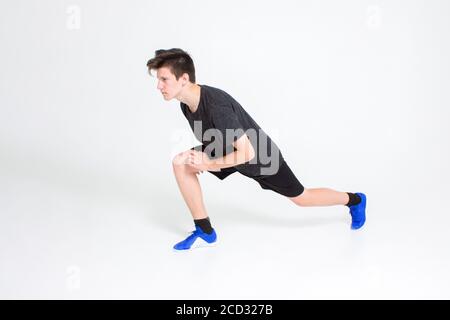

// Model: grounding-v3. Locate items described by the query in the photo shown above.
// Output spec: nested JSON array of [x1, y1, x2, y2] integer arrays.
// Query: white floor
[[1, 0, 450, 300], [1, 152, 450, 300]]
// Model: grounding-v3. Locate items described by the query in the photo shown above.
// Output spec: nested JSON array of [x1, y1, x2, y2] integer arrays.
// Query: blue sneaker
[[349, 192, 367, 230], [173, 225, 217, 251]]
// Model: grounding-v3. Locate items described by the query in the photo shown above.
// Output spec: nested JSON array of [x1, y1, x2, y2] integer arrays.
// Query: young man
[[146, 48, 366, 251]]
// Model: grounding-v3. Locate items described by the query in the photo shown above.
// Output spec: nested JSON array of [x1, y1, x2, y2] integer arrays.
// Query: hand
[[185, 150, 214, 174]]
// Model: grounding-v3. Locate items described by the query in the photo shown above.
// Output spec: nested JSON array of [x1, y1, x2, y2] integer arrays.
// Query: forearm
[[208, 150, 252, 171]]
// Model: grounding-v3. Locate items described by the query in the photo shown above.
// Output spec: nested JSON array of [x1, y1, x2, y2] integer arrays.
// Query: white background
[[1, 0, 449, 299]]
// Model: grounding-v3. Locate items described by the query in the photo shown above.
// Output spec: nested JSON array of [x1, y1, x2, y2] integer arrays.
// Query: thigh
[[253, 160, 305, 197]]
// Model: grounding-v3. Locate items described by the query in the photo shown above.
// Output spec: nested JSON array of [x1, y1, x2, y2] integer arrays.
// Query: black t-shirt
[[180, 84, 284, 176]]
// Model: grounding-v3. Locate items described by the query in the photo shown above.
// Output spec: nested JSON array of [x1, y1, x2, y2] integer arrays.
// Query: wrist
[[206, 159, 219, 172]]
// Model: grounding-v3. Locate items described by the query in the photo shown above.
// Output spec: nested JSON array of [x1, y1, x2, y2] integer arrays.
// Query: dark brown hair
[[146, 48, 196, 83]]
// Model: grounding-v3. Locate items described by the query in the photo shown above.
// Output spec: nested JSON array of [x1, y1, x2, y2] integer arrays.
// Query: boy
[[146, 48, 366, 251]]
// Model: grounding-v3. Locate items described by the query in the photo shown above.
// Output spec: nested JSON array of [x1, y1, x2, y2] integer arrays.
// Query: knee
[[289, 188, 310, 207], [172, 151, 189, 170]]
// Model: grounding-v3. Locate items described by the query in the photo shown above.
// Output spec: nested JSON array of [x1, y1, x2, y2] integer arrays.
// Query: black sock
[[194, 217, 214, 234], [346, 193, 361, 207]]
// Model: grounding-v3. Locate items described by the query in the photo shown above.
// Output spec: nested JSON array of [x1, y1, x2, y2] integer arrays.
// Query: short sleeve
[[209, 104, 246, 148]]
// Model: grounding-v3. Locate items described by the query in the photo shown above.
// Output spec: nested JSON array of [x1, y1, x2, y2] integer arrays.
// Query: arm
[[208, 133, 255, 171], [187, 133, 255, 172]]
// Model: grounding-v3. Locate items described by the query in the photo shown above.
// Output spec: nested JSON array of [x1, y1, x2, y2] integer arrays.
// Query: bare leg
[[172, 150, 208, 219], [288, 188, 349, 207]]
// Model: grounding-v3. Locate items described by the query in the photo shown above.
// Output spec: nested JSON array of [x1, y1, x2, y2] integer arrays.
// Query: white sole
[[173, 238, 218, 252]]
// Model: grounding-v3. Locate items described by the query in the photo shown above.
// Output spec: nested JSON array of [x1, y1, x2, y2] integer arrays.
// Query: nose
[[157, 80, 164, 90]]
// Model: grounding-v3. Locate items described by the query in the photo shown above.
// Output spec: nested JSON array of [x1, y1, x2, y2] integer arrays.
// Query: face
[[156, 67, 188, 101]]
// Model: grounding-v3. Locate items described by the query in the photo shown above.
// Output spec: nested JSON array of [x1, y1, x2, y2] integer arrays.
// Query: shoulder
[[201, 84, 233, 104], [202, 85, 236, 112]]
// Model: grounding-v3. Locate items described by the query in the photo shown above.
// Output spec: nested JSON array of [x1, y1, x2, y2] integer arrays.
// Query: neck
[[177, 83, 201, 112]]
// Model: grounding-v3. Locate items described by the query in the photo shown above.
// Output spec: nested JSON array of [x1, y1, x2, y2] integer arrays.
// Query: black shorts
[[191, 146, 304, 197]]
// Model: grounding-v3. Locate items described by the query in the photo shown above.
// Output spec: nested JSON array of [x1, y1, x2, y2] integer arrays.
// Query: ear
[[182, 72, 190, 84]]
